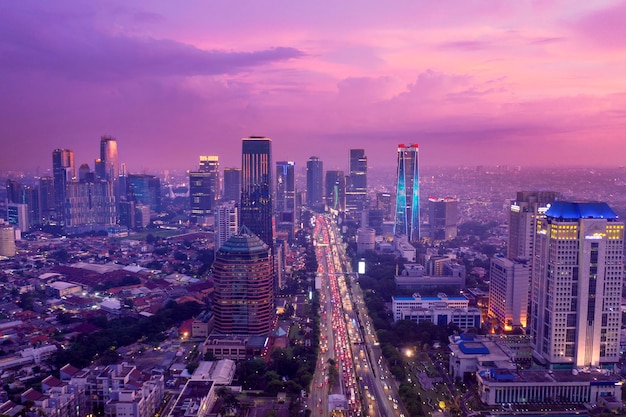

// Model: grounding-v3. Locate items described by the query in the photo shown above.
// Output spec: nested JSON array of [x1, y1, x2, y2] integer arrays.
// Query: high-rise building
[[118, 200, 136, 230], [428, 197, 458, 240], [215, 201, 238, 252], [7, 204, 29, 233], [222, 168, 241, 203], [488, 255, 530, 331], [65, 180, 116, 232], [52, 148, 75, 225], [346, 149, 367, 219], [6, 180, 40, 227], [375, 192, 393, 221], [508, 191, 559, 260], [306, 156, 324, 210], [212, 226, 274, 335], [98, 136, 119, 182], [127, 174, 161, 214], [5, 180, 22, 204], [275, 161, 295, 213], [39, 176, 55, 225], [325, 170, 345, 213], [394, 144, 419, 242], [0, 225, 16, 257], [240, 137, 273, 249], [276, 161, 296, 241], [530, 201, 623, 369], [189, 156, 219, 224]]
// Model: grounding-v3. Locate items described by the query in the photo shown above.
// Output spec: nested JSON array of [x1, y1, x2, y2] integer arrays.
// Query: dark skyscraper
[[52, 148, 75, 225], [325, 170, 345, 213], [428, 197, 458, 240], [276, 161, 296, 240], [346, 149, 367, 219], [240, 137, 273, 249], [222, 167, 241, 203], [127, 174, 161, 213], [394, 144, 419, 242], [276, 161, 295, 213], [39, 176, 55, 225], [306, 156, 324, 209], [189, 155, 219, 224]]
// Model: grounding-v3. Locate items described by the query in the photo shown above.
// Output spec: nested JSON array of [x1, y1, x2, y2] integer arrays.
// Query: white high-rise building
[[215, 201, 238, 252], [488, 255, 530, 331], [530, 201, 623, 369], [0, 225, 16, 257]]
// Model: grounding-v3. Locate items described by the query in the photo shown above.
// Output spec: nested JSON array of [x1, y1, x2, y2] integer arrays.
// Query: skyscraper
[[275, 161, 295, 213], [222, 168, 241, 203], [240, 137, 273, 249], [488, 255, 530, 331], [215, 201, 238, 252], [212, 226, 274, 335], [508, 191, 559, 260], [530, 201, 623, 369], [428, 197, 458, 240], [276, 161, 296, 240], [306, 156, 324, 209], [0, 225, 16, 258], [52, 148, 75, 225], [346, 149, 367, 219], [189, 156, 219, 224], [394, 144, 419, 242], [98, 136, 119, 182], [127, 174, 161, 214], [65, 180, 116, 232], [39, 176, 55, 225], [325, 170, 345, 213]]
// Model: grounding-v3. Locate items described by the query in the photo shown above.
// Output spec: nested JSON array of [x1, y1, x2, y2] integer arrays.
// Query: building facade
[[394, 144, 419, 242], [240, 137, 273, 249], [212, 227, 274, 335], [530, 201, 623, 370], [488, 255, 530, 331], [508, 191, 559, 260], [276, 161, 296, 239], [306, 156, 324, 210], [222, 167, 241, 203], [214, 201, 238, 252], [345, 149, 367, 220], [325, 170, 345, 214], [127, 174, 160, 214], [52, 148, 76, 225], [189, 156, 220, 224], [428, 197, 458, 240]]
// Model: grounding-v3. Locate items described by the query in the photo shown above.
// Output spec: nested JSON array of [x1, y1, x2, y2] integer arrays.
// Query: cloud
[[571, 1, 626, 48], [0, 5, 304, 82]]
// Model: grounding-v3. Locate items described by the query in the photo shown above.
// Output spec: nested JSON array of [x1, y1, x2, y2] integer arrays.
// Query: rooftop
[[546, 201, 618, 220]]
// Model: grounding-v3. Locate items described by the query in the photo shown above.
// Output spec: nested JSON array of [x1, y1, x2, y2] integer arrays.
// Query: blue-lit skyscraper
[[394, 144, 419, 242]]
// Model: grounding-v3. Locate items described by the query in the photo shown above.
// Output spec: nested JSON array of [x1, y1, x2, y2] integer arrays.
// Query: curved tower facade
[[213, 227, 274, 335], [394, 144, 420, 242]]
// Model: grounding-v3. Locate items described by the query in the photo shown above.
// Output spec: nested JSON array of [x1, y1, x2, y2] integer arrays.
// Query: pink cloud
[[571, 1, 626, 48]]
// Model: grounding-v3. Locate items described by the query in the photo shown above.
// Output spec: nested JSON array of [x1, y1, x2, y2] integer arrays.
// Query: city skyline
[[2, 1, 626, 172]]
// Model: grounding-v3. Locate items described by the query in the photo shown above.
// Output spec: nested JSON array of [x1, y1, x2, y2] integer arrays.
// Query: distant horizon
[[5, 160, 626, 180]]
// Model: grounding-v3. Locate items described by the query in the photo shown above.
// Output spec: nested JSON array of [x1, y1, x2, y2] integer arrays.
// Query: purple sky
[[2, 1, 626, 174]]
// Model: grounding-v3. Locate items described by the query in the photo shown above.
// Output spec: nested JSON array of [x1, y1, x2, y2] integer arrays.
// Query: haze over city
[[2, 1, 626, 172]]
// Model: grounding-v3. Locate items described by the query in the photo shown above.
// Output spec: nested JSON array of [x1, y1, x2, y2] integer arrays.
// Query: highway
[[308, 214, 407, 417]]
